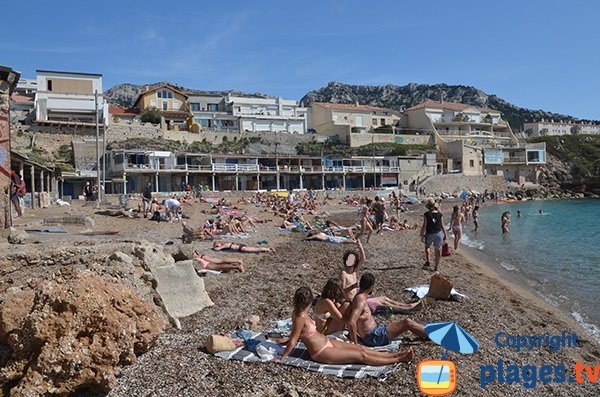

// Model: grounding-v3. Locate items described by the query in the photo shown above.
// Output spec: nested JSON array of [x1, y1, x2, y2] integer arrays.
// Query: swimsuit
[[361, 324, 390, 347], [196, 255, 210, 269], [300, 316, 334, 359]]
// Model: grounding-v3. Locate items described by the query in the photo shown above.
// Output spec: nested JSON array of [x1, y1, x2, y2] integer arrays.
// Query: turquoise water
[[458, 199, 600, 341]]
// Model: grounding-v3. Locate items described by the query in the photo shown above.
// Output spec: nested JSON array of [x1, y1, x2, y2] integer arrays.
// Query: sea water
[[458, 199, 600, 342]]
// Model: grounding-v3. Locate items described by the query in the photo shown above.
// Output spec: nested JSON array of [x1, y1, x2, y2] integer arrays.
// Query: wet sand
[[3, 197, 600, 396]]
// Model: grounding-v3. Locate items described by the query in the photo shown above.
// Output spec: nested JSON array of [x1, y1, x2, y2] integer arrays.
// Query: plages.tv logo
[[417, 322, 479, 396], [417, 360, 457, 396]]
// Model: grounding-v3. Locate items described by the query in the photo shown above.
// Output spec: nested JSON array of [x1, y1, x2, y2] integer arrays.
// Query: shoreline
[[456, 245, 597, 343]]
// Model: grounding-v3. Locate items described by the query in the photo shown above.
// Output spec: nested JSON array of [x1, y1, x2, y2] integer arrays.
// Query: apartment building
[[404, 100, 541, 178], [228, 95, 307, 134], [524, 120, 600, 136], [187, 94, 239, 133], [104, 150, 435, 193], [35, 70, 109, 126]]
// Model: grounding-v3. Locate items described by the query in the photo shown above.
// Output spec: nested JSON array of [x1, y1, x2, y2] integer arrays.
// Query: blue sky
[[3, 0, 600, 119]]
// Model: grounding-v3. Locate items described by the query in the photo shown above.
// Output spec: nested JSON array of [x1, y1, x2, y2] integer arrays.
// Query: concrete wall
[[420, 174, 506, 195], [349, 133, 432, 147]]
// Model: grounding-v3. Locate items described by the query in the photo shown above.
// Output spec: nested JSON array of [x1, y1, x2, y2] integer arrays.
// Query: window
[[163, 101, 168, 110], [383, 112, 388, 115], [469, 160, 475, 168], [157, 91, 162, 98], [381, 118, 385, 125], [207, 104, 218, 112], [355, 115, 363, 127], [190, 103, 201, 111], [372, 118, 378, 126], [47, 80, 53, 91], [173, 101, 180, 110], [151, 100, 157, 107]]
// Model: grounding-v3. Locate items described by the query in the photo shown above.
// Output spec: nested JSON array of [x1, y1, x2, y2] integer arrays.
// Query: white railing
[[122, 164, 401, 173]]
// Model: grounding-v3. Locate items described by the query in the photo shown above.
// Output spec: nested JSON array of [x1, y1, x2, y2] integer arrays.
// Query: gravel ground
[[3, 198, 600, 397]]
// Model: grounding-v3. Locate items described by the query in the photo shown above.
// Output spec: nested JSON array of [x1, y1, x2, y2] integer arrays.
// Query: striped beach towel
[[214, 333, 397, 380]]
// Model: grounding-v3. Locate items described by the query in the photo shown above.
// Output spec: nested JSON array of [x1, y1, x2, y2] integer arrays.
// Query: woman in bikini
[[212, 241, 274, 253], [450, 205, 465, 250], [280, 287, 413, 365], [314, 279, 350, 335], [192, 250, 244, 272], [354, 198, 373, 243]]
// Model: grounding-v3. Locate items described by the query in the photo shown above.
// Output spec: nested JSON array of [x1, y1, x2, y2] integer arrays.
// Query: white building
[[524, 120, 600, 136], [35, 70, 109, 126], [227, 95, 307, 134]]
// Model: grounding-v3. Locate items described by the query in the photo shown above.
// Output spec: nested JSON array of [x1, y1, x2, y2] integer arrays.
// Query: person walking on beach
[[373, 196, 386, 234], [420, 198, 447, 271], [142, 182, 152, 218], [346, 273, 427, 347], [501, 211, 511, 234], [354, 199, 373, 243], [472, 205, 480, 231], [450, 205, 464, 250]]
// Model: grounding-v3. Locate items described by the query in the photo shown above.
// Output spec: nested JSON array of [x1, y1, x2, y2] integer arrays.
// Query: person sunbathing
[[280, 287, 413, 365], [192, 250, 244, 272], [347, 273, 427, 347], [303, 230, 354, 244], [314, 279, 350, 335], [212, 241, 274, 253]]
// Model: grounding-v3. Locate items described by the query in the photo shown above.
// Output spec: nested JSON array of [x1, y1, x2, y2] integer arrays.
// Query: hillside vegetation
[[529, 135, 600, 178]]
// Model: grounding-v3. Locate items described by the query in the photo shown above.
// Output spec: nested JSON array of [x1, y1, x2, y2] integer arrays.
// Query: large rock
[[133, 242, 213, 329], [0, 272, 165, 396], [2, 228, 29, 244]]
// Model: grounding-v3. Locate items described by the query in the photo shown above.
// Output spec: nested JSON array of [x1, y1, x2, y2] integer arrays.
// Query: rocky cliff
[[301, 81, 599, 131]]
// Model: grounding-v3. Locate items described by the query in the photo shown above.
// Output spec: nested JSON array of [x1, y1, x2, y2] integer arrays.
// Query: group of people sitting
[[281, 239, 427, 365]]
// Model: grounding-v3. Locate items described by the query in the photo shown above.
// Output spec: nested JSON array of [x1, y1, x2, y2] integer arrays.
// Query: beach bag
[[442, 242, 452, 257], [206, 335, 236, 353], [428, 273, 453, 300]]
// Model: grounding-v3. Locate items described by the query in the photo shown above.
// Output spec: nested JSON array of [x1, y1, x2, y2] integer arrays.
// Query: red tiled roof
[[133, 84, 189, 108], [10, 92, 34, 104], [312, 102, 399, 114], [405, 99, 499, 114], [109, 106, 139, 115]]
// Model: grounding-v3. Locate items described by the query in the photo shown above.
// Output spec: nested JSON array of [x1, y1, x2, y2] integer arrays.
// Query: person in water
[[501, 211, 511, 234], [280, 287, 414, 364], [517, 210, 522, 218]]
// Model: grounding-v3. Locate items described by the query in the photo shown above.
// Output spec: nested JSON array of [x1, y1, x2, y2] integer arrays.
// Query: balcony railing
[[121, 163, 401, 173]]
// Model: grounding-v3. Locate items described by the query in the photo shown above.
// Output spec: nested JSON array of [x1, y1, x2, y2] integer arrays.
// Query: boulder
[[109, 251, 133, 264], [0, 272, 165, 396], [3, 228, 30, 244]]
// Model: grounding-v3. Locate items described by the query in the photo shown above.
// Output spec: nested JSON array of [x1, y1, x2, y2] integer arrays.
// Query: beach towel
[[214, 333, 397, 380], [405, 285, 468, 300]]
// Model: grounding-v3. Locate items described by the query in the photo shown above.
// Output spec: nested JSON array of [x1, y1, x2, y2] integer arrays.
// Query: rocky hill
[[104, 82, 274, 107], [301, 81, 599, 131]]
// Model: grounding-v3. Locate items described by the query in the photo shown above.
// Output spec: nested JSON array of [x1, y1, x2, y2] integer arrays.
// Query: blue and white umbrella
[[425, 322, 479, 358], [425, 322, 479, 385]]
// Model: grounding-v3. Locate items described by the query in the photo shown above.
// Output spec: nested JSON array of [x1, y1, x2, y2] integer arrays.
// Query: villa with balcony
[[34, 70, 109, 126], [308, 102, 421, 147]]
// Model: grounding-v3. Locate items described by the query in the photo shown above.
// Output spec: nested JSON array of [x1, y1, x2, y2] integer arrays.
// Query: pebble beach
[[2, 196, 599, 397]]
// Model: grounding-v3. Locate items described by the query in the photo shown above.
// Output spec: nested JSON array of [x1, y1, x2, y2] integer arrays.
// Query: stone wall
[[419, 174, 506, 195], [105, 123, 163, 142]]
